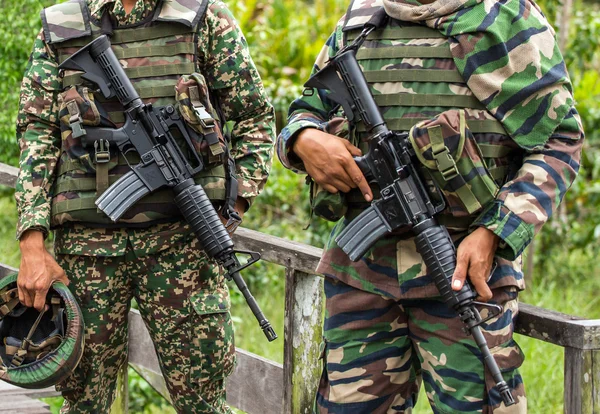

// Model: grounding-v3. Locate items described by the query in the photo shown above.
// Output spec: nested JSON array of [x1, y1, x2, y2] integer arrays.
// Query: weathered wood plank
[[517, 303, 600, 350], [233, 228, 321, 275], [0, 163, 18, 188], [0, 263, 17, 278], [128, 309, 284, 413], [284, 269, 323, 414], [0, 394, 50, 413]]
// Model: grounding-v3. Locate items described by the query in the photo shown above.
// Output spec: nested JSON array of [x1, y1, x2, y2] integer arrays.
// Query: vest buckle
[[94, 140, 110, 164], [432, 146, 459, 181], [66, 100, 86, 138]]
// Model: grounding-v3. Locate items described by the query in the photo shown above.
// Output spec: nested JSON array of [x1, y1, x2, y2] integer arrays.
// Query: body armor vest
[[42, 0, 228, 227], [336, 0, 523, 227]]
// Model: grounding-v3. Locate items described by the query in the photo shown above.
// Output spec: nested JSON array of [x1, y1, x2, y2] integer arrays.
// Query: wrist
[[475, 226, 501, 250], [19, 230, 46, 251]]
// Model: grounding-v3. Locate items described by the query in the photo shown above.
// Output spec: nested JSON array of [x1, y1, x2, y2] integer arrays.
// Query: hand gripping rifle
[[304, 23, 515, 405], [60, 35, 277, 342]]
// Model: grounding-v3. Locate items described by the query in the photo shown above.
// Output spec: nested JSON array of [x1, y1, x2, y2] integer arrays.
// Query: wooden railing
[[1, 161, 599, 413]]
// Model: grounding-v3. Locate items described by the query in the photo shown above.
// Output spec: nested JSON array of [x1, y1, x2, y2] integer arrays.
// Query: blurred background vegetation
[[0, 0, 598, 412]]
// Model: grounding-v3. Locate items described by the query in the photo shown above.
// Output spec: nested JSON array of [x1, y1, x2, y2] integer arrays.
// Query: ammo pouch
[[409, 110, 499, 215], [57, 85, 119, 196], [175, 73, 227, 168]]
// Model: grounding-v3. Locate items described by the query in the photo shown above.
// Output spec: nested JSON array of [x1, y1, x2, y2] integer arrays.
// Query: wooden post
[[110, 361, 129, 413], [283, 268, 324, 414], [564, 348, 599, 413]]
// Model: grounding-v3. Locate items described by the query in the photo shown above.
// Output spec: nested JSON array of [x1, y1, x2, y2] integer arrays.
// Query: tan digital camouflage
[[42, 0, 229, 226], [0, 273, 85, 390]]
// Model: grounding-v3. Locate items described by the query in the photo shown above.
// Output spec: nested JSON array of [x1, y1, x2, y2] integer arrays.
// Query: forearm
[[199, 0, 275, 208], [15, 31, 61, 239]]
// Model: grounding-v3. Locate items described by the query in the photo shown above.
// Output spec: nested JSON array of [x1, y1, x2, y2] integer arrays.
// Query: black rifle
[[304, 25, 515, 405], [60, 35, 276, 342]]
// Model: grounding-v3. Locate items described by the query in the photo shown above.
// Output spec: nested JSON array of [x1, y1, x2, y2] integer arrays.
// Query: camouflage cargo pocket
[[175, 73, 227, 167], [189, 287, 236, 382], [409, 109, 499, 216]]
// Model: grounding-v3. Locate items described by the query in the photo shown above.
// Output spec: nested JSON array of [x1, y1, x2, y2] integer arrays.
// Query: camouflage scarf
[[382, 0, 574, 149]]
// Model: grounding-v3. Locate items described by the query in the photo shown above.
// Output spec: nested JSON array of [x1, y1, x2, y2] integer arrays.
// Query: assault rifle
[[304, 24, 515, 405], [60, 35, 277, 342]]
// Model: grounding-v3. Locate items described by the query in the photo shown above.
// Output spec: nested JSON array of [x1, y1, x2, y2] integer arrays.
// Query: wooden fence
[[0, 161, 599, 413]]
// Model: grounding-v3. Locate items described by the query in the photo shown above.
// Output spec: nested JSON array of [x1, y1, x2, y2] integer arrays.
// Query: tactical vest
[[42, 0, 228, 227], [336, 0, 523, 228]]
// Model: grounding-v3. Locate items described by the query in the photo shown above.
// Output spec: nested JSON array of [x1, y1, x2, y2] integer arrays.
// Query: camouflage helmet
[[0, 273, 85, 389]]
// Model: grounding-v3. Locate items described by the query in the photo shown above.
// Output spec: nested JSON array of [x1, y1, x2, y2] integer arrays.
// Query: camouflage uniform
[[277, 0, 584, 412], [15, 0, 275, 412]]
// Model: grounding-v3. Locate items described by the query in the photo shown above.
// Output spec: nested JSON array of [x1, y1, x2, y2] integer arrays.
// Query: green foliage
[[0, 0, 58, 166]]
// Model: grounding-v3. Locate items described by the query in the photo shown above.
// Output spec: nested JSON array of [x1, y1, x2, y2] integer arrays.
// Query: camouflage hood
[[382, 0, 575, 150]]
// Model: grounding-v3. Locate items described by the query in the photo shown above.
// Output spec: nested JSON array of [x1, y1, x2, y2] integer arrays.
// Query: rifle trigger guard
[[471, 301, 503, 327], [229, 250, 261, 274]]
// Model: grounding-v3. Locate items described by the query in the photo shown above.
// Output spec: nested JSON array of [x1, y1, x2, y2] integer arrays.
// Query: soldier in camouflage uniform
[[278, 0, 583, 412], [15, 0, 274, 412]]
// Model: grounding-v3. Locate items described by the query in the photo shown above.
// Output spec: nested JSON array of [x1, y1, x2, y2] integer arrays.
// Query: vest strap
[[347, 26, 445, 40], [63, 63, 196, 87], [59, 42, 196, 64], [357, 45, 452, 60], [477, 143, 514, 158], [356, 118, 507, 134], [57, 24, 194, 49], [94, 85, 177, 105], [374, 94, 485, 109], [364, 69, 465, 83]]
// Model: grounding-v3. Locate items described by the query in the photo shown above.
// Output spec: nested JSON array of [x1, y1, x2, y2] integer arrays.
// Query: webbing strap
[[364, 69, 464, 83], [52, 194, 174, 214], [58, 24, 194, 48], [357, 118, 506, 134], [374, 94, 485, 109], [55, 165, 226, 193], [477, 143, 514, 158], [347, 26, 445, 40], [488, 165, 509, 181], [436, 214, 475, 229], [58, 154, 140, 176], [95, 84, 176, 102], [63, 63, 195, 86], [357, 45, 452, 60], [59, 42, 195, 64]]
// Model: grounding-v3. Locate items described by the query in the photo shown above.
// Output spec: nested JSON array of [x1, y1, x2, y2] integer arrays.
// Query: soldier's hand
[[293, 128, 373, 202], [451, 227, 499, 302], [18, 230, 69, 311]]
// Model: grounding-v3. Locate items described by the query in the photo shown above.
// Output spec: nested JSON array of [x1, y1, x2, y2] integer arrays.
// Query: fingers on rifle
[[344, 159, 373, 202], [344, 140, 363, 157], [472, 271, 493, 302], [452, 251, 468, 291]]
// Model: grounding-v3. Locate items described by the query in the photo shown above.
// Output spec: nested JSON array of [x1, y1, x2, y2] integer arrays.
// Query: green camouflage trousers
[[316, 277, 526, 414], [55, 236, 235, 413]]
